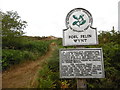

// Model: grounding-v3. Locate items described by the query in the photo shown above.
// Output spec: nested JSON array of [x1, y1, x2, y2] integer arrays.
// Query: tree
[[1, 10, 27, 49], [1, 10, 27, 36]]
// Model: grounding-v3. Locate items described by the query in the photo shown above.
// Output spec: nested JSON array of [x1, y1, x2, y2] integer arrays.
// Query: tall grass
[[38, 47, 59, 88], [2, 38, 51, 71]]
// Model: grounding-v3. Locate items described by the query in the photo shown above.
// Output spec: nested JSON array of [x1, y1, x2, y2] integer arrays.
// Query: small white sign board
[[63, 8, 98, 46], [63, 28, 98, 46], [60, 48, 105, 78]]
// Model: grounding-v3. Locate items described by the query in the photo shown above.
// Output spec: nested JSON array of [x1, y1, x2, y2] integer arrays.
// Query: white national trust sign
[[63, 8, 98, 46]]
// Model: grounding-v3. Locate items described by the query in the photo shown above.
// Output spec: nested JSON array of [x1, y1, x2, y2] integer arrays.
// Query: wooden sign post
[[60, 8, 105, 89], [77, 79, 86, 88], [76, 46, 86, 89]]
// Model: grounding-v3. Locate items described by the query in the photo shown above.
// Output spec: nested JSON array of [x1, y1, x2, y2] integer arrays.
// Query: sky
[[0, 0, 119, 37]]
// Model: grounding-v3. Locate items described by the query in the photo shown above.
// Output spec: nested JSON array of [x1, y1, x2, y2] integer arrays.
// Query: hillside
[[2, 42, 57, 88]]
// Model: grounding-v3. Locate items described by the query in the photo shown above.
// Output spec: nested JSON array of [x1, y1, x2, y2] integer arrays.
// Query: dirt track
[[2, 43, 56, 88]]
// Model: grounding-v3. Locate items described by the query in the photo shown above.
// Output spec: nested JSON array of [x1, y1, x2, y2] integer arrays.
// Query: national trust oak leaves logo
[[66, 8, 93, 32], [72, 15, 86, 27]]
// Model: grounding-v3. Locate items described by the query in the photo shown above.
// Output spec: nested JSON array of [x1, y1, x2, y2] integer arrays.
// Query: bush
[[87, 33, 120, 88], [2, 49, 37, 70], [38, 48, 59, 88], [2, 38, 50, 71], [22, 40, 49, 55], [38, 66, 56, 88]]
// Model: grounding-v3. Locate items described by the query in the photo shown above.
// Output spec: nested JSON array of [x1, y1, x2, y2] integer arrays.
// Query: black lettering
[[80, 34, 92, 38], [74, 39, 77, 42], [73, 39, 87, 42], [69, 35, 78, 39]]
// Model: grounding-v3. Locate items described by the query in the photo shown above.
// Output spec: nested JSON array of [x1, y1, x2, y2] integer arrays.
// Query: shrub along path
[[2, 42, 57, 88]]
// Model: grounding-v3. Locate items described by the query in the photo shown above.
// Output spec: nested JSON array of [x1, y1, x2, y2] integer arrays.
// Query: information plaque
[[60, 48, 105, 78]]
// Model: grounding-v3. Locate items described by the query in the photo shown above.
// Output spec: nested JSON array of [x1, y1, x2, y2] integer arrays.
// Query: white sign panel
[[60, 48, 105, 78], [63, 8, 98, 46]]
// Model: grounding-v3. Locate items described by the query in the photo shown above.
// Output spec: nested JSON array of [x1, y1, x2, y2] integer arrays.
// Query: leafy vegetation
[[2, 49, 35, 69], [38, 30, 120, 88], [86, 30, 120, 88], [2, 40, 50, 70]]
